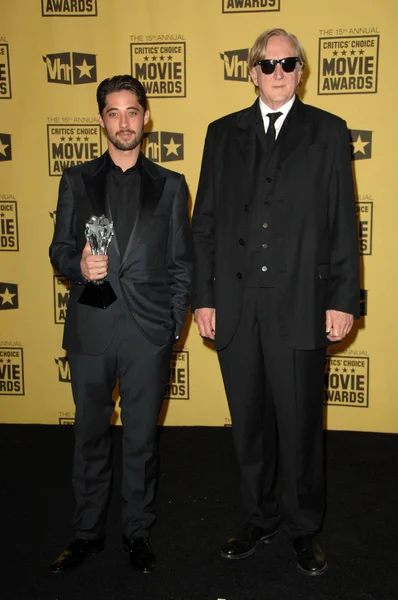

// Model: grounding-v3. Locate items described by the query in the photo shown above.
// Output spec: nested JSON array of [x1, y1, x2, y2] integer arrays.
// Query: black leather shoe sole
[[220, 528, 278, 560], [297, 560, 328, 576]]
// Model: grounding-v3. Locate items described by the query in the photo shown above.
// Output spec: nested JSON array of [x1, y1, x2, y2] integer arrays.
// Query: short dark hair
[[96, 75, 147, 115]]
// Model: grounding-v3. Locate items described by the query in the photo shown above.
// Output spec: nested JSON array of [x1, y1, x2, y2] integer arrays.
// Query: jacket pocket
[[148, 286, 172, 302], [309, 142, 328, 152]]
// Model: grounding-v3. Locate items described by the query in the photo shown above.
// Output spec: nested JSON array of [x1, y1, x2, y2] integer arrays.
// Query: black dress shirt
[[106, 152, 142, 259]]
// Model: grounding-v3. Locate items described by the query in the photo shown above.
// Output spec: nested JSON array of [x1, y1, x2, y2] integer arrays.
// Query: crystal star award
[[78, 215, 117, 309]]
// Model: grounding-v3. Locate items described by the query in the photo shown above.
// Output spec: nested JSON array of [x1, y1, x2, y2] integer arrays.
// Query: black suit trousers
[[217, 288, 326, 537], [68, 301, 173, 540]]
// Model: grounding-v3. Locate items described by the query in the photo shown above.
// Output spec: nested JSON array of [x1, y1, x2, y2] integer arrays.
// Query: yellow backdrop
[[1, 0, 397, 433]]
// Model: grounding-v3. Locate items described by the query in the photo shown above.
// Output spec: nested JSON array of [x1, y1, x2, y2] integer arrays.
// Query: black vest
[[245, 121, 286, 288]]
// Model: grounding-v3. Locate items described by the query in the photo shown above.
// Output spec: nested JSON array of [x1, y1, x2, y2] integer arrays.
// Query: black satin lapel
[[120, 166, 166, 267], [278, 98, 309, 165], [105, 192, 120, 257], [82, 166, 107, 217]]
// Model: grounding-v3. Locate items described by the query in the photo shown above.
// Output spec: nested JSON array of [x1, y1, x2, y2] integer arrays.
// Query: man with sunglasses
[[192, 28, 359, 576]]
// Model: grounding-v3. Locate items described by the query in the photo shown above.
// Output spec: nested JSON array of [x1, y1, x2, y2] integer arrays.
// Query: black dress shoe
[[292, 535, 328, 576], [221, 524, 278, 560], [123, 536, 156, 573], [50, 537, 105, 573]]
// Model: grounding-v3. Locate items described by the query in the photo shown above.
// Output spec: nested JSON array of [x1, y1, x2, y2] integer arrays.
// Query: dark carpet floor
[[1, 425, 398, 600]]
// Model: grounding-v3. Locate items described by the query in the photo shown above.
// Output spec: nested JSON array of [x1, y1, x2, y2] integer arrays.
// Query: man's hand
[[194, 307, 216, 340], [80, 240, 109, 281], [325, 309, 354, 342]]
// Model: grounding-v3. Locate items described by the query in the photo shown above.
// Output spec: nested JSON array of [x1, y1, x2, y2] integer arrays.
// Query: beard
[[106, 125, 145, 152]]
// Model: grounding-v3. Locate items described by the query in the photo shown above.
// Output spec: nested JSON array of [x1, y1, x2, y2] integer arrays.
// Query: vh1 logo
[[220, 49, 249, 81], [43, 52, 97, 84]]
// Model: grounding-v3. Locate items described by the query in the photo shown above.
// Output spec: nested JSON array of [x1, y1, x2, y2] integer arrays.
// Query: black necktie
[[265, 112, 282, 147]]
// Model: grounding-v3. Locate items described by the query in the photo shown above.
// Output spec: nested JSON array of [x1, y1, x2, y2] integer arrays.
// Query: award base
[[78, 281, 117, 309]]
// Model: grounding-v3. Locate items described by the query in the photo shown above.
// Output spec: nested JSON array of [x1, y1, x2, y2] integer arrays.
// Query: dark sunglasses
[[254, 57, 300, 74]]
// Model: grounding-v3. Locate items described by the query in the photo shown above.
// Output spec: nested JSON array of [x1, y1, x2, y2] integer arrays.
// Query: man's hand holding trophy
[[78, 215, 117, 309]]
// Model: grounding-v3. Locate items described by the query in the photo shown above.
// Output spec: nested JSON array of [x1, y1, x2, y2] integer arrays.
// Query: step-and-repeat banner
[[1, 0, 397, 432]]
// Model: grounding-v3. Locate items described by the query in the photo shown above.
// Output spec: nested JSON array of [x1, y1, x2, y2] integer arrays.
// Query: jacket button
[[264, 201, 270, 207], [266, 177, 272, 183], [236, 272, 243, 279], [263, 223, 268, 229], [238, 238, 245, 246]]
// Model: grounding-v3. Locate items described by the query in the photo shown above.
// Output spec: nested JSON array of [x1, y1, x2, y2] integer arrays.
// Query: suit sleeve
[[328, 121, 360, 317], [167, 174, 193, 336], [191, 123, 216, 311], [49, 170, 85, 284]]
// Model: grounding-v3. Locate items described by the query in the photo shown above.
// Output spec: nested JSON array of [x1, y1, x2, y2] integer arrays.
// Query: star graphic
[[84, 136, 89, 141], [335, 368, 339, 372], [68, 136, 73, 142], [351, 50, 356, 55], [152, 56, 157, 61], [341, 50, 347, 56], [0, 138, 9, 156], [76, 136, 81, 142], [144, 56, 149, 61], [160, 56, 165, 61], [75, 58, 95, 79], [333, 50, 338, 56], [351, 134, 370, 155], [60, 136, 65, 142], [0, 359, 3, 363], [163, 137, 181, 157], [0, 287, 16, 306], [168, 56, 173, 61], [351, 368, 356, 373], [359, 49, 364, 55]]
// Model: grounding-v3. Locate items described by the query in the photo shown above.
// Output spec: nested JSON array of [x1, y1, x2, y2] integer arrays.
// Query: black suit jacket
[[192, 97, 360, 351], [50, 152, 192, 354]]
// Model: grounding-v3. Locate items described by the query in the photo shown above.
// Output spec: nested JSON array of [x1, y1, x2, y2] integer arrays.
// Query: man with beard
[[49, 75, 192, 574]]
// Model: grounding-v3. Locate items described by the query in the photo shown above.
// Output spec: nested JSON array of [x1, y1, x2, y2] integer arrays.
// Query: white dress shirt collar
[[259, 95, 296, 138]]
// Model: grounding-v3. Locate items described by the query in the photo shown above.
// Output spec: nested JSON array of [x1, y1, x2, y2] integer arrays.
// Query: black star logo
[[152, 56, 157, 61], [144, 56, 149, 61], [68, 136, 73, 142], [0, 359, 3, 363], [60, 136, 65, 141], [335, 368, 339, 372], [359, 49, 364, 55], [341, 50, 347, 56], [351, 368, 356, 373], [1, 213, 4, 218], [168, 55, 173, 61], [7, 359, 11, 363], [84, 136, 89, 141], [343, 368, 347, 372], [351, 50, 356, 55], [333, 50, 338, 56], [160, 55, 165, 61], [76, 137, 81, 142]]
